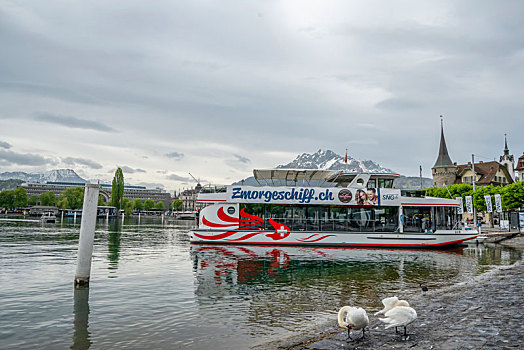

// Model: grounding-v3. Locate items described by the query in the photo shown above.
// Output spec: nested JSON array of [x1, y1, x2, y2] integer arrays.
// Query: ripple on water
[[0, 220, 521, 349]]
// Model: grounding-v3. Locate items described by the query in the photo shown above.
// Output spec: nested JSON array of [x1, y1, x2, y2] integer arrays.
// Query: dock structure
[[74, 184, 100, 287]]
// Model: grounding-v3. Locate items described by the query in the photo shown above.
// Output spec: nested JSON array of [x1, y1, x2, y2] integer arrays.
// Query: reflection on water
[[0, 219, 521, 350], [72, 287, 91, 350], [190, 244, 521, 341]]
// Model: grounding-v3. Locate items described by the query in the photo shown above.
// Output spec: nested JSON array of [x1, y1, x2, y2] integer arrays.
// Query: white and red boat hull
[[190, 229, 477, 248]]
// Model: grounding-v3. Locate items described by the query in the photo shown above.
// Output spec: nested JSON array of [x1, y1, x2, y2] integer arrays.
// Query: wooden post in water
[[74, 184, 100, 287]]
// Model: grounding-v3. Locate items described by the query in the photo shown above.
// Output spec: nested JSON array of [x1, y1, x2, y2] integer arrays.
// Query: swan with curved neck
[[337, 306, 369, 340]]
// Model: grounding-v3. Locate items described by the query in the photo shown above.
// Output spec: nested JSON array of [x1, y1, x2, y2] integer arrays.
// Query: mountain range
[[0, 169, 86, 183], [236, 149, 433, 189], [277, 149, 394, 172]]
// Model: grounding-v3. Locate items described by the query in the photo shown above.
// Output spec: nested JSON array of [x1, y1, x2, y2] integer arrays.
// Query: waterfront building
[[178, 183, 202, 211], [432, 122, 515, 188], [455, 161, 514, 186], [515, 153, 524, 181], [499, 134, 515, 181], [19, 182, 171, 209]]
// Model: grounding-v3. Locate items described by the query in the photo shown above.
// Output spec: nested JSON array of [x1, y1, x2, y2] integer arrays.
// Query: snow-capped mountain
[[233, 149, 432, 189], [0, 169, 87, 183], [277, 149, 395, 173]]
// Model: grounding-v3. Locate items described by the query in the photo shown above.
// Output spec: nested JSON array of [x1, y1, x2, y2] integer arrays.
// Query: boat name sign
[[228, 186, 401, 206]]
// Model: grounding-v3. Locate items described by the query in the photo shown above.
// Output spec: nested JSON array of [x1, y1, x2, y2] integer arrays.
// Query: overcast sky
[[1, 0, 523, 193]]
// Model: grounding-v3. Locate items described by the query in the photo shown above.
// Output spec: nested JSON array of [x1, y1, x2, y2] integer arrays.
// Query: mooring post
[[74, 211, 77, 223], [74, 184, 100, 287]]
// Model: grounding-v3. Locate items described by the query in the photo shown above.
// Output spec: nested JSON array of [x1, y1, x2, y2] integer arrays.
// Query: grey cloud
[[165, 152, 184, 160], [0, 141, 12, 149], [233, 154, 250, 164], [62, 157, 103, 169], [167, 174, 192, 182], [33, 112, 117, 132], [0, 149, 56, 166], [136, 182, 165, 189], [225, 154, 251, 168], [119, 166, 146, 174]]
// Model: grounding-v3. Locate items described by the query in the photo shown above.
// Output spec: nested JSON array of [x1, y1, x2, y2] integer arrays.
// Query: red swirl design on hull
[[296, 234, 337, 243]]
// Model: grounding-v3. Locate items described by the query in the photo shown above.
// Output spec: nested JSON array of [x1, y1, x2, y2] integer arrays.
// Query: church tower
[[432, 117, 457, 187], [499, 134, 515, 181]]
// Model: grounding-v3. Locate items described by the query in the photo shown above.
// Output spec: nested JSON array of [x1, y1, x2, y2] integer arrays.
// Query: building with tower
[[499, 134, 515, 181], [431, 120, 514, 188], [431, 119, 457, 187]]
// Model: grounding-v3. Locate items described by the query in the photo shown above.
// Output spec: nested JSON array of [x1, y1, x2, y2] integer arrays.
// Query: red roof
[[455, 161, 513, 185]]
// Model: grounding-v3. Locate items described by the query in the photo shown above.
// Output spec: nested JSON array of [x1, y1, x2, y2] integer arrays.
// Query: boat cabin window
[[241, 204, 398, 232], [367, 179, 376, 188], [403, 206, 457, 232], [377, 178, 394, 188]]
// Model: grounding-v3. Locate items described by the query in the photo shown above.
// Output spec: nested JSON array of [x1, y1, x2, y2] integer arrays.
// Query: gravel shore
[[256, 234, 524, 350]]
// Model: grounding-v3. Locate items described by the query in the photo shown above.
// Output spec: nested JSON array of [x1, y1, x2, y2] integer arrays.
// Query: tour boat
[[190, 169, 478, 248]]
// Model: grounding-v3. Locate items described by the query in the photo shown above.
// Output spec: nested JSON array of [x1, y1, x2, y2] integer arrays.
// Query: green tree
[[57, 187, 85, 209], [134, 199, 143, 211], [121, 197, 134, 216], [155, 201, 165, 210], [28, 194, 39, 206], [13, 187, 28, 208], [40, 191, 56, 206], [98, 195, 106, 206], [57, 197, 69, 210], [111, 168, 125, 212], [0, 190, 15, 209], [471, 185, 501, 212], [172, 199, 184, 211], [144, 198, 155, 210], [501, 180, 524, 210]]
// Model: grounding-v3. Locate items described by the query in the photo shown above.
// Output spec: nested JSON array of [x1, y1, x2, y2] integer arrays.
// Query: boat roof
[[325, 172, 400, 183], [253, 169, 400, 184], [253, 169, 334, 182]]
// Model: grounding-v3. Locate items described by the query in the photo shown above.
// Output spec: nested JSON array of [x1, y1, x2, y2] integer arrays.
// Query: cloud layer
[[1, 1, 523, 191]]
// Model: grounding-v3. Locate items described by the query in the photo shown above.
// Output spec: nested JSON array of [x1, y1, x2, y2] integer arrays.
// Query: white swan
[[374, 296, 410, 316], [337, 306, 369, 340], [379, 306, 417, 337]]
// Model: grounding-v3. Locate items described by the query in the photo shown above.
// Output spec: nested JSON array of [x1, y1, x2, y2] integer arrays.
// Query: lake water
[[0, 218, 521, 349]]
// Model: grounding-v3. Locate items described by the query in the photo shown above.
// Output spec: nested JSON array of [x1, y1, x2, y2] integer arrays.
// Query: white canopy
[[253, 169, 336, 183]]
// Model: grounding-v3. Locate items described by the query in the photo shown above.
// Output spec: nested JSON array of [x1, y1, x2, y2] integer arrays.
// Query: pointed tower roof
[[504, 133, 510, 156], [433, 117, 454, 168]]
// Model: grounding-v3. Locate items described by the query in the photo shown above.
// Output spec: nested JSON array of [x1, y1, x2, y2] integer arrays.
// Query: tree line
[[0, 186, 175, 215], [426, 180, 524, 211], [0, 168, 185, 215]]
